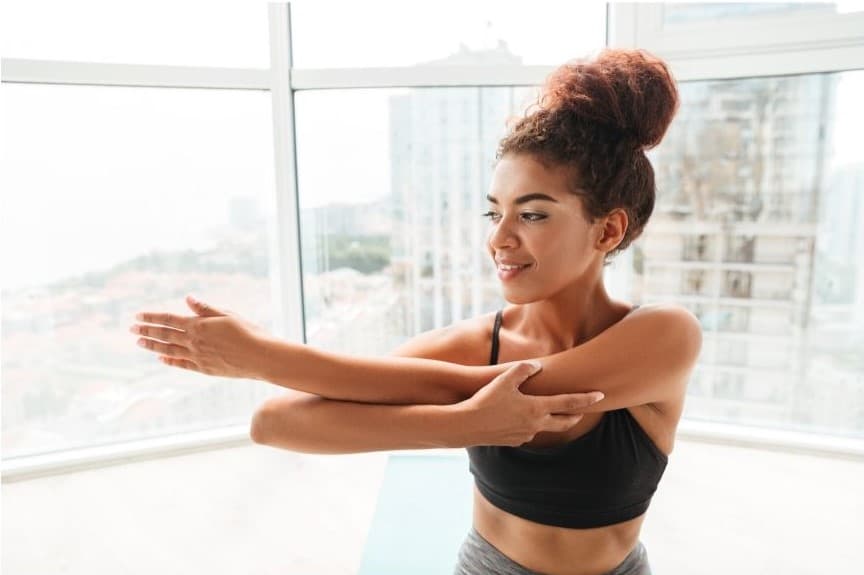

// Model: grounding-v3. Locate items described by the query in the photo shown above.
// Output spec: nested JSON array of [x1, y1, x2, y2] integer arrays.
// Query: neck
[[510, 270, 627, 351]]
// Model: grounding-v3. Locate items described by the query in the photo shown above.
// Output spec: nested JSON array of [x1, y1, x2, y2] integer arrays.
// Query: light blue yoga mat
[[358, 454, 474, 574]]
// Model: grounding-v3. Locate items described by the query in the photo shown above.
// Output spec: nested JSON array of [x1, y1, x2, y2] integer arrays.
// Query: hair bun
[[540, 49, 679, 150]]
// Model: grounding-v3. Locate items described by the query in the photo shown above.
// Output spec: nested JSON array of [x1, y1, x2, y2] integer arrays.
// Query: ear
[[597, 209, 628, 250]]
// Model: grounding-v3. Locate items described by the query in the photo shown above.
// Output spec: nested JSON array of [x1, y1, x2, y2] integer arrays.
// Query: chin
[[501, 288, 544, 305]]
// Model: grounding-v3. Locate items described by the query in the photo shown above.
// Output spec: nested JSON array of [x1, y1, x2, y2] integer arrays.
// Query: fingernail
[[592, 392, 605, 402], [526, 361, 542, 372]]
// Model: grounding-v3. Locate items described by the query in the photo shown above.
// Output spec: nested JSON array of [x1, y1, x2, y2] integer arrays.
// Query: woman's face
[[485, 153, 608, 304]]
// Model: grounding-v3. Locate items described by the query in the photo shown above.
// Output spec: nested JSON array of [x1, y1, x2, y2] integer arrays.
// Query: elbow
[[249, 394, 322, 450], [249, 408, 272, 445], [249, 397, 288, 445]]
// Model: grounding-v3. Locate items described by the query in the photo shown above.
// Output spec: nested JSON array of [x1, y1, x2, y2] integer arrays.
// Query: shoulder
[[515, 301, 703, 412], [388, 312, 498, 365], [628, 303, 703, 366]]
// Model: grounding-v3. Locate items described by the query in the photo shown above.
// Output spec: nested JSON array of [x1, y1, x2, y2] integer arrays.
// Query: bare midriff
[[472, 485, 646, 575], [468, 404, 675, 575], [465, 305, 681, 574]]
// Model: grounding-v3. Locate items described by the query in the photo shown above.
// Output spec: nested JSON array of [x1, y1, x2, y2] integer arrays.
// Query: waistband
[[455, 527, 651, 575]]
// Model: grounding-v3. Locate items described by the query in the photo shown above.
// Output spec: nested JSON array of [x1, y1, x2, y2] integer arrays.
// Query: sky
[[0, 1, 605, 291], [1, 1, 861, 291]]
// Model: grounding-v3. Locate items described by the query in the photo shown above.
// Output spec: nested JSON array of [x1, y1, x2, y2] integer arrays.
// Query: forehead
[[489, 154, 574, 202]]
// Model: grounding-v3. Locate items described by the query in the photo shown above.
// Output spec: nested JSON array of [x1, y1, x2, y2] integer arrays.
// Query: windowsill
[[2, 424, 253, 483], [676, 418, 864, 460], [3, 418, 862, 483]]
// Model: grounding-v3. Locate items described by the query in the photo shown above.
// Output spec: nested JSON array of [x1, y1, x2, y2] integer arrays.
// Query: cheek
[[535, 232, 589, 271], [485, 232, 496, 257]]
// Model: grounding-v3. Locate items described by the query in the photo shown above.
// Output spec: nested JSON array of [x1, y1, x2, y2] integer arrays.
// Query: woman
[[131, 49, 702, 575]]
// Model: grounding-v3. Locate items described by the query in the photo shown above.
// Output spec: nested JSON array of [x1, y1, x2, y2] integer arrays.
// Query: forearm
[[250, 393, 472, 454], [257, 337, 499, 405]]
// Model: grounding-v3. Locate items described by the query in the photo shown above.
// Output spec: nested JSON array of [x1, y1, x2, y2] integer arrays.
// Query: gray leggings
[[454, 527, 652, 575]]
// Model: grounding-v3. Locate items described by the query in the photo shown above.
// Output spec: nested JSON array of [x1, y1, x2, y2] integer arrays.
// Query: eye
[[481, 210, 501, 222], [521, 213, 547, 222]]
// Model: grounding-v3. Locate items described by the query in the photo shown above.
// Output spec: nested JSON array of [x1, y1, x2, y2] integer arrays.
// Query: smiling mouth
[[497, 263, 532, 271], [496, 262, 533, 280]]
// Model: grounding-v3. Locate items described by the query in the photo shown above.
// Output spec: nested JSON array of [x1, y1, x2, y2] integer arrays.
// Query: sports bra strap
[[489, 310, 503, 365], [489, 305, 638, 366]]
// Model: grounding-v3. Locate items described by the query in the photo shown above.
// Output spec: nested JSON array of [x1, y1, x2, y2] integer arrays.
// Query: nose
[[487, 216, 519, 250]]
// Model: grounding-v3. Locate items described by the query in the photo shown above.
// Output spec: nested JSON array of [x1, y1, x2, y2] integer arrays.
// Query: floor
[[3, 439, 863, 574]]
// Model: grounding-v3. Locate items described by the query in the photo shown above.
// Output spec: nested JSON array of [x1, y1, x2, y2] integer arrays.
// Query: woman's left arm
[[132, 296, 500, 405], [256, 339, 503, 405], [256, 304, 702, 409], [134, 298, 701, 409]]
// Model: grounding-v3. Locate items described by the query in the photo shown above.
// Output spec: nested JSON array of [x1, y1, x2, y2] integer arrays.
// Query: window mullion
[[268, 3, 305, 343]]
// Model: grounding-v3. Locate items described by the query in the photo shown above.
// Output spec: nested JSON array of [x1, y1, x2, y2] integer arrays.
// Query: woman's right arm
[[250, 366, 601, 454], [249, 389, 463, 453], [249, 322, 603, 454]]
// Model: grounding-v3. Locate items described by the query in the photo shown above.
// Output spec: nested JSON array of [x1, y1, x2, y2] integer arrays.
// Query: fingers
[[543, 414, 585, 433], [130, 323, 187, 342], [186, 295, 225, 317], [135, 336, 190, 360], [495, 361, 542, 389], [544, 391, 605, 414], [135, 311, 191, 330], [159, 355, 202, 372]]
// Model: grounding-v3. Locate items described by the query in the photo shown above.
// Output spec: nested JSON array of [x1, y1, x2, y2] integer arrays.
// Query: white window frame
[[608, 2, 864, 457], [2, 2, 862, 482], [610, 2, 864, 80], [1, 4, 306, 481]]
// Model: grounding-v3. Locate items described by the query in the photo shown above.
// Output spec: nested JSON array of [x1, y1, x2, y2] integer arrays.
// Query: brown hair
[[498, 49, 679, 264]]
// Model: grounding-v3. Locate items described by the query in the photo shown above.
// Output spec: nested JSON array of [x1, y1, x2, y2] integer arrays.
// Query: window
[[1, 1, 269, 67], [4, 1, 861, 468], [1, 83, 280, 458], [295, 87, 539, 350], [662, 2, 855, 25], [625, 2, 864, 56], [290, 0, 606, 68], [635, 70, 864, 436]]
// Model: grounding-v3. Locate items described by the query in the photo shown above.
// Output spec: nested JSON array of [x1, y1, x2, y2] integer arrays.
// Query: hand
[[456, 362, 604, 447], [130, 295, 272, 380]]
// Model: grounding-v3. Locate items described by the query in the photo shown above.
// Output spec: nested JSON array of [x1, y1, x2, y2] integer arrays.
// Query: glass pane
[[1, 0, 269, 67], [1, 84, 279, 458], [290, 0, 606, 68], [662, 3, 860, 25], [295, 87, 540, 353], [638, 70, 864, 437]]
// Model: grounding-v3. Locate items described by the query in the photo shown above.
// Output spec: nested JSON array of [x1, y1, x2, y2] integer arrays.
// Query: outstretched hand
[[457, 362, 604, 447], [130, 295, 273, 380]]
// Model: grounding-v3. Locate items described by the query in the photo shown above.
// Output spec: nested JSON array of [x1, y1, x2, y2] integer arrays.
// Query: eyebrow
[[486, 193, 559, 205]]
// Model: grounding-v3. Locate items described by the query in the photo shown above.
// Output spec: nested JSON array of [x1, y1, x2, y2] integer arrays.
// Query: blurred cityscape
[[647, 74, 864, 431], [304, 64, 864, 435], [3, 52, 863, 459]]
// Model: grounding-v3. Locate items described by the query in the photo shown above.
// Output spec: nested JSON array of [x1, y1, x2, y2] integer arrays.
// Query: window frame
[[610, 2, 864, 80], [609, 2, 864, 449], [2, 2, 862, 481]]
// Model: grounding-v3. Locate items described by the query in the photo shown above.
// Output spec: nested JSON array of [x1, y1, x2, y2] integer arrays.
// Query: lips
[[496, 260, 533, 281], [497, 263, 531, 271]]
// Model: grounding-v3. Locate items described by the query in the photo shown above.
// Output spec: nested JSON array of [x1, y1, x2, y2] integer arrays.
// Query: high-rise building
[[389, 44, 533, 333], [643, 73, 843, 428]]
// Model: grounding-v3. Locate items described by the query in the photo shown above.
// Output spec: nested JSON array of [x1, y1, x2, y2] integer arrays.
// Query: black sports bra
[[466, 305, 669, 529]]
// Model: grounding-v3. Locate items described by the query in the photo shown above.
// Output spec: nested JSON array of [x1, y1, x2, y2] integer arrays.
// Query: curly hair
[[497, 49, 679, 264]]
